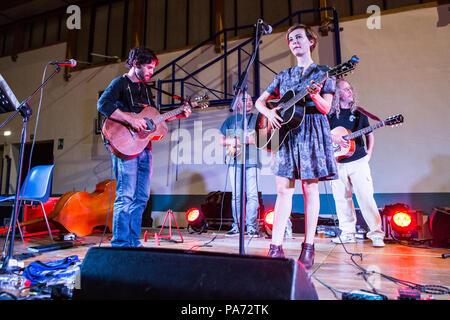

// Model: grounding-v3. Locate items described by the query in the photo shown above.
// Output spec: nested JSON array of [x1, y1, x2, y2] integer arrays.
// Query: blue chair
[[0, 165, 56, 242]]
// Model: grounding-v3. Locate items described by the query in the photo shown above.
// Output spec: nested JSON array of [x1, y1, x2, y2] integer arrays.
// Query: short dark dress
[[265, 63, 338, 181]]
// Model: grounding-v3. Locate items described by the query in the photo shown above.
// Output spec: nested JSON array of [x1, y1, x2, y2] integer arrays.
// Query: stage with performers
[[0, 0, 448, 307], [0, 209, 449, 301]]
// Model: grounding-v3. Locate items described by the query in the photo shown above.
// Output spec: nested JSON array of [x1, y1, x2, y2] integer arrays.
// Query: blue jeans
[[111, 149, 152, 247], [229, 166, 259, 230]]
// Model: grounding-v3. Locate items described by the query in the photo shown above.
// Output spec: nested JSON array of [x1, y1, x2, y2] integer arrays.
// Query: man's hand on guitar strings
[[128, 116, 148, 132], [331, 133, 350, 148]]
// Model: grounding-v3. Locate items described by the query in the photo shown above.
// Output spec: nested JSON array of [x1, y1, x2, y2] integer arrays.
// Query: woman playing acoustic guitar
[[254, 24, 338, 268]]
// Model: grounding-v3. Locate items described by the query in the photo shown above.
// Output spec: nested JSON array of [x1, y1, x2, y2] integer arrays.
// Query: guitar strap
[[248, 113, 254, 130], [356, 106, 381, 122]]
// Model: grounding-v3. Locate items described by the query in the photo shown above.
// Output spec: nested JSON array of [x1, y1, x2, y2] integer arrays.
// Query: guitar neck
[[284, 73, 328, 108], [344, 121, 385, 140], [154, 106, 185, 124]]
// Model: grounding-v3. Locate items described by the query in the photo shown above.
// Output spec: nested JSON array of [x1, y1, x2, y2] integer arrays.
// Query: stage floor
[[1, 228, 449, 300]]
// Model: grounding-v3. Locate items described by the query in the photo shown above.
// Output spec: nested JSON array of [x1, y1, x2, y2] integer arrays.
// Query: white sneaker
[[371, 237, 385, 247], [332, 233, 356, 244]]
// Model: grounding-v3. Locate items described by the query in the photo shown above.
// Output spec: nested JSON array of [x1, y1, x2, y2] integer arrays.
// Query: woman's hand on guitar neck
[[306, 80, 322, 98], [307, 80, 333, 114]]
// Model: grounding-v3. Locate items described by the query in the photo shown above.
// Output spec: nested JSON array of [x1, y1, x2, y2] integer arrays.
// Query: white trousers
[[330, 156, 384, 240]]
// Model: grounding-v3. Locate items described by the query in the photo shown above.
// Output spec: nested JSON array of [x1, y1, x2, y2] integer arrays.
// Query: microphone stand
[[229, 22, 265, 255], [0, 64, 61, 273]]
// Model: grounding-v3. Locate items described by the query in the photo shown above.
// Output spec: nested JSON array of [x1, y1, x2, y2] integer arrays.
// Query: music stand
[[0, 66, 62, 274]]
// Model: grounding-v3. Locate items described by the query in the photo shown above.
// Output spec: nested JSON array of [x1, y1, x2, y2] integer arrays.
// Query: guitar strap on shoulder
[[356, 106, 381, 122], [248, 113, 254, 126]]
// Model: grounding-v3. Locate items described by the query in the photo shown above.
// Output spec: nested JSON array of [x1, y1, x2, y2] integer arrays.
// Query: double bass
[[0, 180, 116, 238]]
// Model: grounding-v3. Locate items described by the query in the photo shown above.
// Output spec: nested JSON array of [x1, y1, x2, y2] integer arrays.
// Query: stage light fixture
[[382, 203, 417, 240], [392, 211, 412, 229], [262, 209, 293, 238], [185, 208, 208, 234]]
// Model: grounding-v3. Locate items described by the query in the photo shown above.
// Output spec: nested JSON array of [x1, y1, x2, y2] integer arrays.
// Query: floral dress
[[265, 63, 338, 181]]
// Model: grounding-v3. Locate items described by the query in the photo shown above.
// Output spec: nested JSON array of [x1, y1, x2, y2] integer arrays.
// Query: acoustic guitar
[[102, 93, 209, 159], [225, 130, 257, 159], [332, 114, 404, 160], [226, 137, 242, 159], [255, 56, 360, 153]]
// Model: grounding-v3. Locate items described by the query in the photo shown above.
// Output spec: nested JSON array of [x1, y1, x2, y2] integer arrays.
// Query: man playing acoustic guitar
[[328, 79, 385, 247], [219, 92, 260, 237], [98, 47, 191, 248]]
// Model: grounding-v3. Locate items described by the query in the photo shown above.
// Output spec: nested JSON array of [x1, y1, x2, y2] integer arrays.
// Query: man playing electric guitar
[[327, 79, 385, 247], [97, 47, 191, 248]]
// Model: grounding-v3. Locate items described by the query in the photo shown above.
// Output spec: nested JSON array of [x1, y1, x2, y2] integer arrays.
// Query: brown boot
[[267, 244, 285, 258], [298, 243, 315, 269]]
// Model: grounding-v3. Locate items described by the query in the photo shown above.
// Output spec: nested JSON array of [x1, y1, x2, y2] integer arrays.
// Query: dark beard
[[135, 68, 146, 82]]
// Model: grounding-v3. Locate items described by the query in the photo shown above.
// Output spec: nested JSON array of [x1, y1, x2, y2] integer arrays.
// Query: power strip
[[398, 288, 421, 300], [342, 290, 388, 300]]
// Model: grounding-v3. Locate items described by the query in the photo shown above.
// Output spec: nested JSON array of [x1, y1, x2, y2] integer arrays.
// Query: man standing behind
[[328, 80, 385, 247], [219, 92, 260, 237]]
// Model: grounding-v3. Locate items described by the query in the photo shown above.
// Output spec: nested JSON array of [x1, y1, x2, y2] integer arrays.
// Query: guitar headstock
[[328, 55, 360, 79], [384, 114, 404, 127], [190, 92, 210, 109]]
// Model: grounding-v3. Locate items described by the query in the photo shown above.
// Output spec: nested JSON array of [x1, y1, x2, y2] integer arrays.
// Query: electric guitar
[[255, 56, 360, 152], [102, 93, 209, 160], [332, 114, 404, 160]]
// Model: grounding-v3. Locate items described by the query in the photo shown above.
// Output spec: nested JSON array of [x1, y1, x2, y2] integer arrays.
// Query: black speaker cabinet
[[73, 247, 318, 300], [430, 207, 450, 248]]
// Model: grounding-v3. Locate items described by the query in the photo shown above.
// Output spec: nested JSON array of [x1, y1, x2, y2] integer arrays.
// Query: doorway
[[12, 140, 54, 192]]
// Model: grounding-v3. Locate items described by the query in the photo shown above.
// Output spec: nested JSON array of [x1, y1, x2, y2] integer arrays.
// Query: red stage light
[[392, 211, 412, 228], [264, 209, 275, 227], [186, 208, 200, 223], [185, 208, 207, 234], [382, 203, 417, 239]]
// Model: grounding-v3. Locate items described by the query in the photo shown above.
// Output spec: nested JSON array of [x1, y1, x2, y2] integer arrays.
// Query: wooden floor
[[2, 228, 449, 300]]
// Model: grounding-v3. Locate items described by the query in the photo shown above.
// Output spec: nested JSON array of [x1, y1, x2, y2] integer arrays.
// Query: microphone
[[50, 59, 77, 67], [257, 19, 272, 34]]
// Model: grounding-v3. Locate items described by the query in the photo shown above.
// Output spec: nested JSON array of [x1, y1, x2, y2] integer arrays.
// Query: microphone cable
[[322, 181, 450, 297], [188, 109, 246, 250], [2, 62, 51, 250], [187, 148, 232, 250]]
